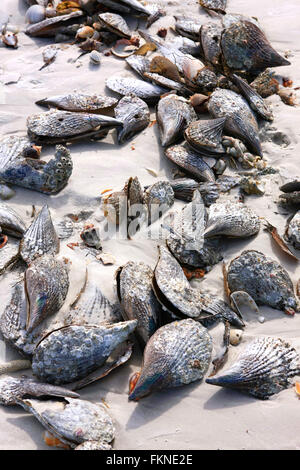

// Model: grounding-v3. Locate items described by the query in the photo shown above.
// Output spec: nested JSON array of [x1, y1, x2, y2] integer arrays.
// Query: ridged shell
[[18, 398, 115, 448], [116, 261, 160, 346], [32, 320, 137, 384], [199, 0, 226, 13], [165, 144, 216, 182], [114, 95, 150, 144], [129, 319, 212, 400], [0, 376, 79, 406], [169, 178, 200, 202], [0, 203, 26, 238], [184, 118, 226, 156], [200, 22, 223, 66], [227, 250, 299, 314], [106, 75, 167, 102], [208, 88, 262, 156], [20, 205, 59, 264], [36, 93, 118, 113], [25, 255, 69, 333], [157, 94, 197, 147], [143, 181, 174, 225], [206, 336, 300, 399], [99, 12, 131, 38], [230, 74, 273, 121], [286, 211, 300, 249], [204, 201, 260, 238], [221, 20, 291, 73], [25, 10, 83, 37]]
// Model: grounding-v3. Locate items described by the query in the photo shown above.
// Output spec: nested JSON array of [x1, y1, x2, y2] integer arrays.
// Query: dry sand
[[0, 0, 300, 450]]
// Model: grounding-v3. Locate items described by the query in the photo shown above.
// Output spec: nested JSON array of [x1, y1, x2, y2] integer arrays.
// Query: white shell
[[25, 5, 46, 24], [89, 50, 101, 65]]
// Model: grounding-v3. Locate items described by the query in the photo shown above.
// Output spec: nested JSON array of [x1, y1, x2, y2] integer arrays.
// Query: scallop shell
[[106, 75, 167, 102], [25, 5, 46, 24], [230, 74, 273, 121], [208, 88, 262, 156], [0, 203, 26, 238], [116, 261, 160, 346], [25, 255, 69, 333], [286, 211, 300, 249], [206, 336, 300, 399], [129, 319, 212, 400], [99, 12, 131, 38], [165, 144, 216, 183], [36, 93, 117, 113], [199, 0, 226, 13], [221, 20, 291, 73], [227, 250, 299, 315], [157, 94, 197, 147], [143, 181, 174, 225], [32, 320, 137, 384], [204, 201, 260, 238], [114, 95, 150, 144], [20, 205, 59, 264], [184, 118, 226, 156]]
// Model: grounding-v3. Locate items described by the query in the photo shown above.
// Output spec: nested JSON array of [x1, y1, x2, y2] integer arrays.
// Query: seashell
[[153, 245, 244, 327], [143, 72, 190, 96], [32, 320, 137, 384], [2, 31, 18, 48], [169, 178, 200, 202], [230, 74, 273, 121], [41, 45, 58, 68], [129, 319, 213, 400], [20, 205, 59, 264], [0, 203, 26, 238], [26, 10, 83, 37], [80, 226, 101, 249], [27, 110, 123, 144], [157, 94, 197, 147], [0, 375, 79, 406], [99, 12, 132, 39], [227, 250, 299, 315], [206, 336, 300, 399], [221, 20, 290, 73], [36, 92, 118, 113], [199, 0, 227, 13], [229, 328, 243, 346], [204, 201, 260, 238], [200, 22, 223, 67], [89, 50, 101, 64], [286, 211, 300, 250], [250, 69, 279, 98], [182, 57, 218, 93], [280, 180, 300, 193], [165, 144, 216, 183], [56, 1, 81, 15], [97, 252, 116, 265], [184, 118, 226, 156], [143, 181, 174, 225], [75, 25, 94, 39], [114, 95, 150, 144], [18, 397, 115, 449], [279, 191, 300, 206], [111, 39, 137, 58], [125, 55, 150, 78], [116, 261, 160, 346], [25, 5, 46, 24], [264, 221, 298, 261], [25, 255, 69, 332], [230, 291, 260, 321], [106, 75, 167, 102], [0, 236, 20, 275], [239, 176, 265, 195], [150, 56, 182, 84], [208, 88, 262, 156], [174, 15, 203, 42], [75, 441, 112, 450], [189, 93, 209, 113]]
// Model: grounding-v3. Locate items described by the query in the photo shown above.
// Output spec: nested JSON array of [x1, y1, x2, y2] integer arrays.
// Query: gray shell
[[25, 255, 69, 333], [230, 74, 273, 121], [199, 0, 226, 13], [32, 320, 137, 384], [20, 205, 59, 264], [0, 136, 73, 195], [227, 250, 299, 314], [0, 203, 26, 238], [144, 72, 190, 96], [174, 15, 203, 41], [157, 94, 197, 147], [165, 144, 216, 182], [125, 55, 150, 79], [0, 375, 79, 406], [99, 12, 132, 38], [106, 76, 167, 102], [208, 88, 262, 156], [18, 397, 115, 448], [116, 261, 160, 345], [286, 211, 300, 249], [204, 201, 260, 238], [114, 95, 150, 144], [36, 93, 118, 113], [169, 178, 200, 202], [129, 319, 212, 400], [27, 110, 123, 144], [206, 336, 300, 399], [280, 192, 300, 206], [184, 118, 226, 156], [25, 11, 83, 37], [200, 22, 223, 66], [143, 181, 174, 225]]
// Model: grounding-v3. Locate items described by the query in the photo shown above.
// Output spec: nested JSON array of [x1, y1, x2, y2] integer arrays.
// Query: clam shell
[[227, 250, 299, 314], [286, 211, 300, 249], [20, 205, 59, 264], [149, 56, 182, 83], [144, 72, 190, 96], [204, 201, 260, 238], [143, 181, 174, 225], [18, 398, 115, 449], [36, 93, 118, 113], [26, 11, 83, 37], [129, 319, 212, 400], [114, 95, 150, 144], [99, 12, 132, 38], [25, 255, 69, 333], [0, 203, 26, 238], [165, 144, 216, 182], [106, 75, 167, 102], [208, 88, 262, 156], [174, 15, 203, 41], [157, 94, 197, 147], [279, 191, 300, 205], [221, 20, 291, 73], [116, 261, 160, 346], [184, 118, 226, 156], [32, 320, 137, 384], [199, 0, 226, 13], [206, 336, 300, 399], [125, 55, 151, 78], [230, 74, 273, 121]]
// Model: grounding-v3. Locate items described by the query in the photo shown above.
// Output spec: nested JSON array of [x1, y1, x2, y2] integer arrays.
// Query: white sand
[[0, 0, 300, 450]]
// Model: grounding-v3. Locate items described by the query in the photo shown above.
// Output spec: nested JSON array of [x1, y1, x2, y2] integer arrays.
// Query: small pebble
[[258, 316, 265, 323]]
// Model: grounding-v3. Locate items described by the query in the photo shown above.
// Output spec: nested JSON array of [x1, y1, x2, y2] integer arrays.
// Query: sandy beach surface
[[0, 0, 300, 450]]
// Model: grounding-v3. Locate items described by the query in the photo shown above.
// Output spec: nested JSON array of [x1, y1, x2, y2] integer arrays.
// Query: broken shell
[[76, 26, 95, 39], [199, 0, 227, 13], [286, 211, 300, 250], [111, 39, 137, 58], [80, 227, 101, 250]]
